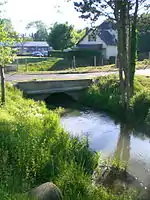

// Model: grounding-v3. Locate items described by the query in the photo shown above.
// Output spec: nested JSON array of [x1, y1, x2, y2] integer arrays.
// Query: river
[[46, 92, 150, 189], [61, 108, 150, 189]]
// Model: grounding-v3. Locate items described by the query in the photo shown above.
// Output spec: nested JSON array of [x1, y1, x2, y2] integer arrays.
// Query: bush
[[81, 75, 150, 124], [80, 75, 123, 118], [51, 50, 64, 58], [66, 49, 102, 66], [130, 91, 150, 122], [18, 57, 63, 72]]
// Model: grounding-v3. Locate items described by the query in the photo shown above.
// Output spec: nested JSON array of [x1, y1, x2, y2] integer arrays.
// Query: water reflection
[[60, 108, 150, 187], [114, 124, 131, 167]]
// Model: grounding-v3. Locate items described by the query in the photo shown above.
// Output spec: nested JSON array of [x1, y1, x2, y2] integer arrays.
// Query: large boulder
[[29, 182, 63, 200]]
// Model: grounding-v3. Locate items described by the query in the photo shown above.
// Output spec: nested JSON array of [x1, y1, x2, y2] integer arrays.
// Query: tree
[[137, 13, 150, 53], [26, 20, 48, 41], [0, 24, 16, 104], [71, 28, 86, 44], [72, 0, 149, 111], [47, 23, 74, 50], [0, 18, 14, 33]]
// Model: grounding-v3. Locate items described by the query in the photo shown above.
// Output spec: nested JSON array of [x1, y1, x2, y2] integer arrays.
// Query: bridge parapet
[[16, 78, 93, 100]]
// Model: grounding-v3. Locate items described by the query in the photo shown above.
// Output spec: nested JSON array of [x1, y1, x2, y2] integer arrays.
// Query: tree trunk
[[119, 1, 128, 109], [130, 0, 139, 96], [0, 66, 5, 105], [117, 24, 125, 108]]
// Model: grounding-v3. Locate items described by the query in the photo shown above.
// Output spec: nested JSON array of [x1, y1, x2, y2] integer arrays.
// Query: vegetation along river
[[47, 93, 150, 189]]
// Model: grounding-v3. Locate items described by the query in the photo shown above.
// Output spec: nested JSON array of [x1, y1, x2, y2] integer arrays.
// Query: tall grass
[[0, 84, 137, 199], [0, 85, 97, 198], [80, 75, 150, 126]]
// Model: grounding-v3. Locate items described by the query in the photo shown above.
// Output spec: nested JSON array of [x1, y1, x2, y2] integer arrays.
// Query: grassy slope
[[80, 75, 150, 127], [0, 85, 136, 200]]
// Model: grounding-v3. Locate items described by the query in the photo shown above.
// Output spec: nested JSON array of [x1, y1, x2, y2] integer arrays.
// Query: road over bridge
[[10, 69, 150, 101], [6, 69, 150, 82]]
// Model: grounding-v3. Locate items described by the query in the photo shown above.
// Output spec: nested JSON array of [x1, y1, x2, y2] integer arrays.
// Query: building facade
[[76, 21, 118, 61]]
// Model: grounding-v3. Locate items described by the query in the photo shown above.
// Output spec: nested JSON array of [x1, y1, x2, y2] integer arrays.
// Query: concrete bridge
[[16, 78, 93, 101]]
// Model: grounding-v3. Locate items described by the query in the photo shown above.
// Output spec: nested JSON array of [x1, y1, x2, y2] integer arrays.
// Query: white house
[[76, 21, 118, 61]]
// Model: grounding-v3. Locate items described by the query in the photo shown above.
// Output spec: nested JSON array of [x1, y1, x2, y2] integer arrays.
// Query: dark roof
[[15, 41, 49, 47], [77, 21, 117, 46], [98, 30, 117, 45], [99, 21, 116, 30]]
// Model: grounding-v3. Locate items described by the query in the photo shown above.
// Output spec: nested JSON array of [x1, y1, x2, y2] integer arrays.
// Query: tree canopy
[[48, 23, 72, 50], [137, 13, 150, 53], [26, 20, 48, 41], [0, 18, 14, 33], [0, 24, 17, 104], [47, 22, 86, 50], [71, 28, 86, 45]]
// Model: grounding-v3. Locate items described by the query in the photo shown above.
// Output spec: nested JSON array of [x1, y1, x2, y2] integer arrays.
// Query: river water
[[60, 108, 150, 188]]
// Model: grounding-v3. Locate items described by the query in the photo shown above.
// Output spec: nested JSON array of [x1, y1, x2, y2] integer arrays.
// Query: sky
[[3, 0, 93, 34]]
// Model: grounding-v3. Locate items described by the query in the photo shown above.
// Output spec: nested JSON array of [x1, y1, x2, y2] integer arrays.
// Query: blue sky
[[3, 0, 92, 33]]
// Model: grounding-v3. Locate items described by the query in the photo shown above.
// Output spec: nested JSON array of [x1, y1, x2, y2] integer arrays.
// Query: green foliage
[[137, 13, 150, 53], [47, 23, 74, 50], [71, 28, 86, 44], [50, 50, 64, 58], [0, 18, 14, 33], [0, 24, 16, 67], [26, 20, 48, 41], [18, 57, 65, 72], [66, 49, 102, 66], [56, 163, 136, 200], [0, 84, 98, 198], [66, 49, 101, 58], [130, 91, 150, 121], [81, 75, 123, 117], [81, 75, 150, 124], [15, 56, 49, 65], [0, 84, 138, 199]]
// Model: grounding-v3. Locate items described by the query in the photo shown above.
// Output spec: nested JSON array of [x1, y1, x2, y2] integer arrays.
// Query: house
[[14, 41, 51, 54], [76, 21, 118, 61]]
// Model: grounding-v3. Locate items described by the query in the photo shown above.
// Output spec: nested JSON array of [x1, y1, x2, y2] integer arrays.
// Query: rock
[[29, 182, 63, 200]]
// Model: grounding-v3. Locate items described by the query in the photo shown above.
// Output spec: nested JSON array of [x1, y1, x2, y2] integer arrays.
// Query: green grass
[[14, 56, 49, 64], [0, 84, 137, 199], [80, 75, 150, 127], [16, 57, 150, 73]]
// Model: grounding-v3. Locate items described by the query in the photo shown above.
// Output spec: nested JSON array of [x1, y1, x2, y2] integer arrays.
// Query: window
[[88, 34, 96, 42]]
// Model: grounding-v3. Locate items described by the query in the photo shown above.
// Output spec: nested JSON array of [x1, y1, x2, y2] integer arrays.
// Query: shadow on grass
[[49, 59, 72, 71], [49, 58, 98, 71]]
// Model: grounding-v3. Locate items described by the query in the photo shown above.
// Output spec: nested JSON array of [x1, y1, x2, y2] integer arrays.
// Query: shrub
[[81, 75, 150, 124], [80, 75, 123, 118], [130, 91, 150, 122]]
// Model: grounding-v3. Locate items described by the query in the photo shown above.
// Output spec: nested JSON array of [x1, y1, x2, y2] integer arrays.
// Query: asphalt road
[[5, 69, 150, 82]]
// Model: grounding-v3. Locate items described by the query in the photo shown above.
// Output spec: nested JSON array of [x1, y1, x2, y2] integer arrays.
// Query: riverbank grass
[[0, 84, 137, 199], [81, 75, 150, 127]]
